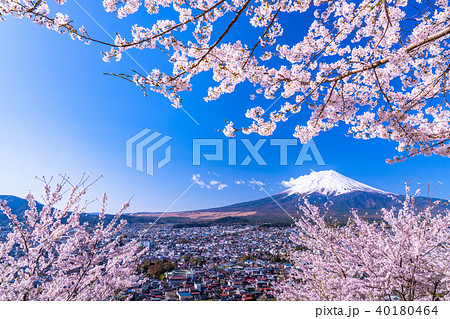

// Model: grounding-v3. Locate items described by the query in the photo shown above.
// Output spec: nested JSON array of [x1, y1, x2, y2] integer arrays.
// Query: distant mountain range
[[1, 171, 448, 226], [136, 170, 448, 225], [0, 195, 44, 221]]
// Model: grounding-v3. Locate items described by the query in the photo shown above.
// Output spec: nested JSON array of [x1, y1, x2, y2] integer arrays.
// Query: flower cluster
[[0, 179, 144, 301], [4, 1, 450, 161], [278, 188, 450, 301]]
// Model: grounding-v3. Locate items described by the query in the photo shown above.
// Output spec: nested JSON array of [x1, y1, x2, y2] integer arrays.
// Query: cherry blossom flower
[[278, 188, 450, 301], [0, 178, 144, 301], [4, 1, 450, 161]]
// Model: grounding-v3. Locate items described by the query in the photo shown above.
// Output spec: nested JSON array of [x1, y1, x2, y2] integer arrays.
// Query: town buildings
[[124, 225, 295, 301]]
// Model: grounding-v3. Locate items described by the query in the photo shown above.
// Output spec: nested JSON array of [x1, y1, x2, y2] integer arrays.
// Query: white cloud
[[192, 174, 211, 189], [234, 180, 246, 185], [248, 180, 265, 190], [281, 179, 294, 188], [248, 180, 265, 186], [192, 174, 227, 191]]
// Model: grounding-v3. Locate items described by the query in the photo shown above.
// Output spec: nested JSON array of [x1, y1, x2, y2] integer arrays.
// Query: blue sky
[[0, 2, 449, 213]]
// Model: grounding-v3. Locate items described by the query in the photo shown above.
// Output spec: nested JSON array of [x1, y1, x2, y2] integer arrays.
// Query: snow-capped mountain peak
[[282, 170, 390, 196]]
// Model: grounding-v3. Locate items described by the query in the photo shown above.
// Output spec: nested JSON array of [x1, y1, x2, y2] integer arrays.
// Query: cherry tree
[[2, 0, 450, 161], [0, 178, 144, 301], [278, 188, 450, 301]]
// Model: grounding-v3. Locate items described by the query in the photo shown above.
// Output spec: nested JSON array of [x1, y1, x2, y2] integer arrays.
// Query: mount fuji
[[281, 170, 392, 197], [145, 170, 445, 225], [2, 171, 445, 226]]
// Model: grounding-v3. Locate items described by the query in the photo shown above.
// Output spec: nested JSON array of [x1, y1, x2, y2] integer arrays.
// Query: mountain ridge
[[281, 170, 392, 196], [2, 171, 447, 225], [136, 170, 448, 224]]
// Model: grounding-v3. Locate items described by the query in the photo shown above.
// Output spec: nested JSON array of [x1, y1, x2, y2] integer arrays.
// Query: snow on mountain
[[282, 170, 391, 196]]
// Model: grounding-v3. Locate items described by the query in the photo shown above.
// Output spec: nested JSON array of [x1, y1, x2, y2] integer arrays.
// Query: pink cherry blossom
[[278, 188, 450, 301], [0, 178, 144, 301], [3, 1, 450, 162]]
